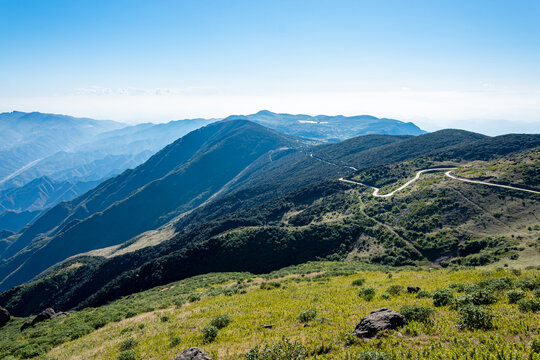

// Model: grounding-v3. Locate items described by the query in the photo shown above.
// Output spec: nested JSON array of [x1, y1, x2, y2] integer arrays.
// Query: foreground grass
[[1, 262, 539, 359]]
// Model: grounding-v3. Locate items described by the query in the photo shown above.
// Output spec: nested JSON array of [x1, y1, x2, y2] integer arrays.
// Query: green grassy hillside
[[1, 262, 539, 359]]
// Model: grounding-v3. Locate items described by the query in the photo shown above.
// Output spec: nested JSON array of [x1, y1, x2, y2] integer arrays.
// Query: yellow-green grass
[[44, 266, 539, 360]]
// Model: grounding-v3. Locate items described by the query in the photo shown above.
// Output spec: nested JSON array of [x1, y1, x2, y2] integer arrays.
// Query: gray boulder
[[352, 307, 407, 338], [20, 308, 57, 331], [0, 306, 10, 327], [173, 347, 213, 360]]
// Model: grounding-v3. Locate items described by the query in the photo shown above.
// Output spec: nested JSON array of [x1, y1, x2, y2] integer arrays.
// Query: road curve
[[444, 171, 540, 195], [307, 153, 540, 197], [340, 169, 540, 197], [340, 168, 455, 198]]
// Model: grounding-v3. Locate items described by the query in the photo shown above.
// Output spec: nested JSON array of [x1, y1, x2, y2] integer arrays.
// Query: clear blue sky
[[1, 0, 539, 133]]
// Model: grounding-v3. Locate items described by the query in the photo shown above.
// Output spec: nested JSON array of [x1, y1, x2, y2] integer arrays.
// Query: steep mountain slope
[[224, 110, 425, 141], [0, 176, 100, 213], [0, 120, 299, 291], [3, 130, 537, 316], [0, 113, 217, 232]]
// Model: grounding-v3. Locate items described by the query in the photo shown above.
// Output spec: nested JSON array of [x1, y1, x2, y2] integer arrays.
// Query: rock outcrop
[[173, 347, 213, 360], [0, 306, 10, 327], [20, 308, 57, 331], [352, 307, 407, 338]]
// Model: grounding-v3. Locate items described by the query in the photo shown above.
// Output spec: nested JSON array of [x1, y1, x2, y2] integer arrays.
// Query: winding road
[[308, 153, 540, 197], [340, 168, 540, 197]]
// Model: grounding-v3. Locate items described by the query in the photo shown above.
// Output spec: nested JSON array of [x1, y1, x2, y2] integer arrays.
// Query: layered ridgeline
[[0, 112, 217, 232], [0, 111, 124, 186], [1, 123, 538, 316], [225, 110, 425, 141], [0, 120, 300, 291], [0, 111, 423, 232]]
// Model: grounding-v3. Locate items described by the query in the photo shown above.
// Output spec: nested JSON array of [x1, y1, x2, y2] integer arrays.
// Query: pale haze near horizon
[[1, 0, 539, 135]]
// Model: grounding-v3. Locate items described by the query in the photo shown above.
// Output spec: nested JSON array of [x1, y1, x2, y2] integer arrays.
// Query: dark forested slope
[[0, 120, 299, 291]]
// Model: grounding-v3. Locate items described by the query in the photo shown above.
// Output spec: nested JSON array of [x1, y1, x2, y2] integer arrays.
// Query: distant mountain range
[[226, 110, 426, 141], [0, 111, 425, 232], [0, 117, 538, 311]]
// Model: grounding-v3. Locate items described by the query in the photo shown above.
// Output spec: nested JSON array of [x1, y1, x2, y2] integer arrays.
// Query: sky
[[1, 0, 539, 134]]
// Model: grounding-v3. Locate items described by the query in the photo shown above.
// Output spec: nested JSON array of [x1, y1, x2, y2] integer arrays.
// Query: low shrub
[[356, 350, 390, 360], [532, 338, 540, 353], [297, 309, 317, 323], [400, 305, 435, 323], [517, 298, 540, 313], [244, 338, 306, 360], [202, 325, 219, 343], [351, 278, 366, 286], [506, 289, 526, 304], [433, 289, 454, 307], [456, 305, 494, 330], [169, 336, 182, 347], [119, 338, 139, 351], [516, 278, 540, 291], [469, 289, 497, 305], [386, 285, 404, 296], [478, 277, 513, 291], [260, 282, 282, 290], [188, 294, 201, 302], [415, 290, 431, 298], [210, 314, 232, 329], [359, 287, 376, 301], [117, 350, 137, 360]]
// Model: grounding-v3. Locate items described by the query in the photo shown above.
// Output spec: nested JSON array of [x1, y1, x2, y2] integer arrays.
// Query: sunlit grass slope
[[2, 262, 538, 360]]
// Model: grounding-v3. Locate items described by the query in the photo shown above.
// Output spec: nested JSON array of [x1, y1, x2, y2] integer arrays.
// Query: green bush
[[386, 285, 404, 296], [188, 294, 201, 302], [532, 338, 540, 353], [297, 309, 317, 323], [452, 295, 473, 309], [359, 287, 376, 301], [356, 350, 390, 360], [456, 305, 494, 330], [351, 278, 366, 286], [534, 289, 540, 298], [244, 338, 306, 360], [160, 315, 169, 322], [119, 338, 139, 351], [210, 314, 232, 329], [415, 290, 431, 298], [260, 282, 282, 290], [469, 289, 497, 305], [14, 344, 47, 359], [477, 277, 513, 291], [202, 325, 219, 343], [516, 278, 540, 291], [400, 305, 435, 323], [517, 298, 540, 313], [506, 289, 526, 304], [117, 350, 138, 360], [169, 336, 182, 347], [433, 289, 454, 307], [173, 298, 185, 307]]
